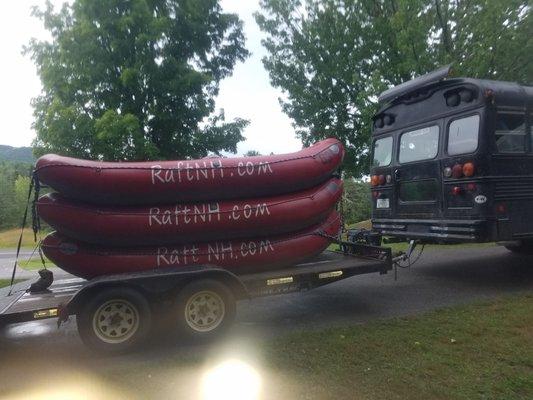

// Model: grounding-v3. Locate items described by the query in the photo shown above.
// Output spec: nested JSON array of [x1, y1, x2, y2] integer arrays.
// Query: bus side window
[[495, 112, 526, 153]]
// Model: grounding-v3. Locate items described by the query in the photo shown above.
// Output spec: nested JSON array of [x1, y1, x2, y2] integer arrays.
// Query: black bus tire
[[174, 279, 236, 341], [505, 241, 533, 255], [77, 287, 152, 353]]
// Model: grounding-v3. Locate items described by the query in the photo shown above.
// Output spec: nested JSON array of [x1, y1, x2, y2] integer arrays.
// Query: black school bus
[[370, 66, 533, 252]]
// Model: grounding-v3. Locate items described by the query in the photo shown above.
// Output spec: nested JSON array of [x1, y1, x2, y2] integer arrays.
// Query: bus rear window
[[399, 125, 439, 163], [448, 115, 479, 155], [495, 112, 526, 153], [372, 136, 393, 167]]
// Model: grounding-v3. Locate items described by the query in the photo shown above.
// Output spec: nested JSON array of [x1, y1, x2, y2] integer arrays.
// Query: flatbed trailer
[[1, 241, 392, 352]]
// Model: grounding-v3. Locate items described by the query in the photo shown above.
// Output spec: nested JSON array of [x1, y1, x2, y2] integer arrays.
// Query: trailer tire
[[505, 241, 533, 255], [174, 279, 236, 341], [77, 287, 151, 353]]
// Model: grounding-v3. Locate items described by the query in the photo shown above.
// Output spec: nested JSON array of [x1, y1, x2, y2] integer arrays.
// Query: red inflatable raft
[[35, 138, 344, 205], [36, 178, 343, 246], [41, 211, 341, 279]]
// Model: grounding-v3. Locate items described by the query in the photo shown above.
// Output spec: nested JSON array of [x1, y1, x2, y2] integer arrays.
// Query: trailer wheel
[[77, 288, 151, 353], [505, 240, 533, 255], [175, 279, 236, 341]]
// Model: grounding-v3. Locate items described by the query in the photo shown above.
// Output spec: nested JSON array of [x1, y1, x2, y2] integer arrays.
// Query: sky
[[0, 0, 302, 155]]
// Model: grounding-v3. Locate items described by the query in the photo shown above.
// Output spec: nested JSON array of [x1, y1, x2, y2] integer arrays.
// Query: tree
[[243, 150, 261, 156], [0, 162, 32, 229], [255, 0, 532, 177], [27, 0, 250, 161], [342, 179, 371, 225]]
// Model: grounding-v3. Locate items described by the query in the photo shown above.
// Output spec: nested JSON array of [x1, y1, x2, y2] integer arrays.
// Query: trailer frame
[[1, 240, 392, 351]]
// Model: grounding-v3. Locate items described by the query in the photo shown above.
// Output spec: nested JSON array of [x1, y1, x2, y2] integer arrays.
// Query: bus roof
[[378, 69, 533, 111]]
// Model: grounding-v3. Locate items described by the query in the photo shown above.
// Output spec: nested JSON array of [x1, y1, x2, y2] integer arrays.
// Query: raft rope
[[8, 168, 36, 295]]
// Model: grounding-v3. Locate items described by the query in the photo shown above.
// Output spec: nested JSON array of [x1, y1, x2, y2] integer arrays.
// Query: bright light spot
[[4, 376, 128, 400], [201, 359, 262, 400], [5, 321, 54, 338]]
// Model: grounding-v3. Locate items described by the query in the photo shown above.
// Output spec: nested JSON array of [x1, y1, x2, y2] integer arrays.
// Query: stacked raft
[[35, 138, 345, 279]]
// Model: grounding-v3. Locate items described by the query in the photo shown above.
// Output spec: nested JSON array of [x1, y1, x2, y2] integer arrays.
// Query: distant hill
[[0, 145, 34, 164]]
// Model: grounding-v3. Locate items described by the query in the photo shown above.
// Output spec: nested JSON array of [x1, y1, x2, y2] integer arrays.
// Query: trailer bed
[[0, 277, 84, 325], [0, 246, 391, 327]]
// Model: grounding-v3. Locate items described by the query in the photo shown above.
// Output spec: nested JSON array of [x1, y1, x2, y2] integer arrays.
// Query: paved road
[[0, 249, 38, 280], [0, 245, 532, 398]]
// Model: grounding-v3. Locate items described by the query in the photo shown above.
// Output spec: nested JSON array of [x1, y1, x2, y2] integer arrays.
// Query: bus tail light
[[443, 167, 452, 178], [378, 175, 386, 185], [452, 186, 463, 196], [372, 191, 380, 198], [451, 164, 463, 178], [386, 174, 392, 184], [463, 162, 475, 177], [371, 175, 380, 186], [467, 183, 477, 191]]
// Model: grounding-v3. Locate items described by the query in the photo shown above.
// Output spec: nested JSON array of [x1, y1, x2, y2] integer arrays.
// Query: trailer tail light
[[452, 186, 463, 196], [463, 162, 475, 177], [371, 175, 380, 186], [451, 164, 463, 179]]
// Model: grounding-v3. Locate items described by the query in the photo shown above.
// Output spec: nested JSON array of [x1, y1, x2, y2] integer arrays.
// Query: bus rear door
[[394, 124, 443, 219]]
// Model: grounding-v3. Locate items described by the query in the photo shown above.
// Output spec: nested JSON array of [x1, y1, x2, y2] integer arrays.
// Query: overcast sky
[[0, 0, 302, 155]]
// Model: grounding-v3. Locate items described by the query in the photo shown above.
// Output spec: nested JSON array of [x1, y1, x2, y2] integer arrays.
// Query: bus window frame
[[397, 123, 441, 165], [445, 112, 481, 157], [525, 114, 533, 155], [493, 109, 527, 155], [371, 135, 394, 168]]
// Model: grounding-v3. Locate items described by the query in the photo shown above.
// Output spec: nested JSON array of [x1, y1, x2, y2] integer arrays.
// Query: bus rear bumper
[[372, 218, 495, 243]]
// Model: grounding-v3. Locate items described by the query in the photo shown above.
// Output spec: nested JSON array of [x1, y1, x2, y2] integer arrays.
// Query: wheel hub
[[92, 299, 140, 344], [184, 290, 225, 332]]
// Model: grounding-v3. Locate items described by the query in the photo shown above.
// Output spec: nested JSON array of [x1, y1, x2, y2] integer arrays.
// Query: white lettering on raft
[[151, 160, 224, 184], [151, 160, 274, 184], [237, 161, 274, 176], [156, 240, 275, 267], [149, 203, 270, 226], [230, 203, 270, 220], [149, 203, 222, 226]]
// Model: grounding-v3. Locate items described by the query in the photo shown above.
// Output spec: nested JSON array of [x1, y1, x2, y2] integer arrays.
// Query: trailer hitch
[[391, 240, 424, 280], [391, 240, 417, 264]]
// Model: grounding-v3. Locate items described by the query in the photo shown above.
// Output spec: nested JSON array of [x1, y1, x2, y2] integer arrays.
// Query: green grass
[[0, 228, 41, 249], [264, 294, 533, 400], [18, 257, 55, 271], [92, 294, 533, 400], [383, 240, 495, 254]]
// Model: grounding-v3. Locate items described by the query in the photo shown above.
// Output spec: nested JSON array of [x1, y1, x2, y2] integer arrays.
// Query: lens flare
[[201, 359, 261, 400]]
